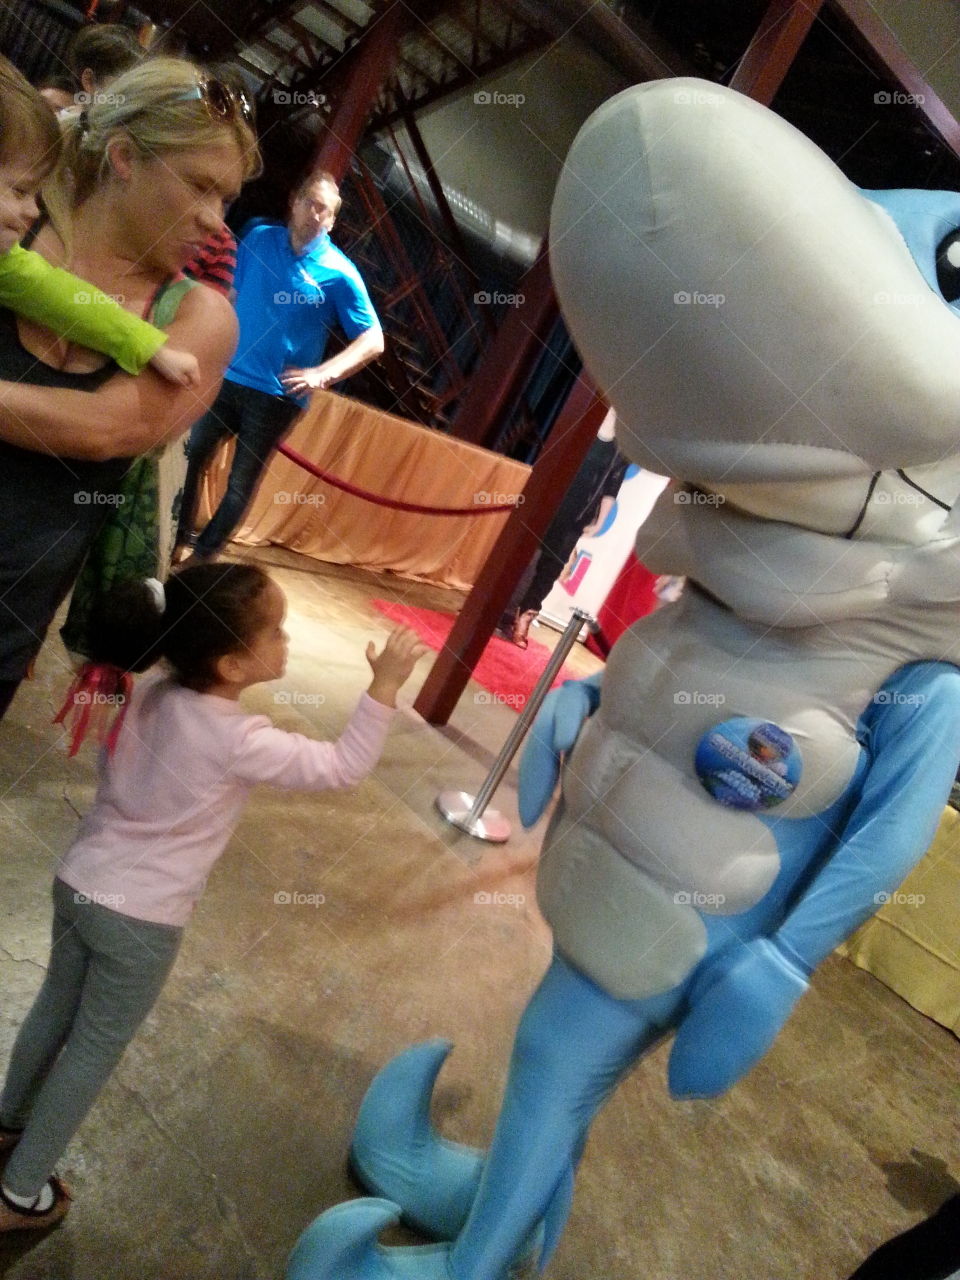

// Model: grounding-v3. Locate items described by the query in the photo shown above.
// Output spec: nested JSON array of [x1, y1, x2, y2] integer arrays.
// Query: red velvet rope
[[277, 443, 523, 516]]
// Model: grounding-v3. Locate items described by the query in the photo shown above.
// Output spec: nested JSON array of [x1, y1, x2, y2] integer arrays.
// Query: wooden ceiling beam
[[307, 0, 412, 182], [496, 0, 691, 83], [235, 0, 313, 49], [279, 17, 322, 64], [369, 29, 551, 129], [298, 0, 357, 44], [729, 0, 825, 106], [260, 33, 312, 71]]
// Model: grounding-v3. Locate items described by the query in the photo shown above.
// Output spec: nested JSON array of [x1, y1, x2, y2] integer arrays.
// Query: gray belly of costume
[[536, 589, 880, 999]]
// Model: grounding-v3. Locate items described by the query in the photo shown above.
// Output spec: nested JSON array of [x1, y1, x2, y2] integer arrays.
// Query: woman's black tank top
[[0, 287, 127, 681]]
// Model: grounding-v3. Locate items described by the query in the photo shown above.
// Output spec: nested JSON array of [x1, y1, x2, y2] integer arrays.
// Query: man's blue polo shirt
[[227, 222, 380, 404]]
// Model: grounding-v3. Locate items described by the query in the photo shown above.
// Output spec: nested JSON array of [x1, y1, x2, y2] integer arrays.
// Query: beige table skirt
[[839, 805, 960, 1036], [199, 390, 531, 591]]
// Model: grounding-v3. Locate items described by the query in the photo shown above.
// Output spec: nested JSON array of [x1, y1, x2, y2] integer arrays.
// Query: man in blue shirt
[[176, 171, 384, 560]]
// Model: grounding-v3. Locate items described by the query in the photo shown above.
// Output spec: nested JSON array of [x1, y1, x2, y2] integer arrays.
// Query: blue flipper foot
[[349, 1041, 483, 1240], [286, 1199, 454, 1280]]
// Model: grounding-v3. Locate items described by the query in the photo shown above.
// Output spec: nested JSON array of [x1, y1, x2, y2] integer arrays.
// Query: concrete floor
[[0, 546, 957, 1280]]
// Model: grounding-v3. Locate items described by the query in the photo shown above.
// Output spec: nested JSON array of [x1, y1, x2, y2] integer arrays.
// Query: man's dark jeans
[[177, 378, 300, 557]]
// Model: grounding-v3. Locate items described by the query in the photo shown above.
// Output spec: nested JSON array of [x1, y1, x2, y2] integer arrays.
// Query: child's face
[[235, 581, 289, 686], [0, 158, 46, 255]]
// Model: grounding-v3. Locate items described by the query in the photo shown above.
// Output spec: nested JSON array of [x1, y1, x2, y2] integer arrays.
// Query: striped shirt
[[184, 225, 238, 296]]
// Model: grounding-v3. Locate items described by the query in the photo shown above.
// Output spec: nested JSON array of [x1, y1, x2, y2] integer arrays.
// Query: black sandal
[[0, 1177, 72, 1231]]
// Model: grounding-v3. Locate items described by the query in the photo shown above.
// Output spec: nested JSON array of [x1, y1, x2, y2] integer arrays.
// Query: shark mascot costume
[[286, 78, 960, 1279]]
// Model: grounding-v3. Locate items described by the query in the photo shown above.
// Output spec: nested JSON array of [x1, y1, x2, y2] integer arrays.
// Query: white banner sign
[[539, 466, 669, 631]]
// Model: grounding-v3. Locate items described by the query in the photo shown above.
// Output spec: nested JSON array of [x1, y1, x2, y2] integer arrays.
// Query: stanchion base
[[435, 790, 511, 843]]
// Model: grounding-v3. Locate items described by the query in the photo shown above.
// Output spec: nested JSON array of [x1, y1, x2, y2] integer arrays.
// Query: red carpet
[[371, 600, 580, 711]]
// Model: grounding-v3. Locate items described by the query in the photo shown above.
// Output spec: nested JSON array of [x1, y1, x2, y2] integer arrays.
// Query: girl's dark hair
[[88, 563, 273, 691], [0, 55, 62, 177]]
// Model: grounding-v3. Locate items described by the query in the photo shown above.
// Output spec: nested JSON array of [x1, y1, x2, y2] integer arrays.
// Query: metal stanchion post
[[436, 608, 595, 842]]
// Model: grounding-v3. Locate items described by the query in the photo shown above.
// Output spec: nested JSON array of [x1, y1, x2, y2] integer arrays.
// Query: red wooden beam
[[729, 0, 825, 106], [446, 250, 558, 447], [414, 377, 607, 724], [307, 2, 411, 184], [830, 0, 960, 162]]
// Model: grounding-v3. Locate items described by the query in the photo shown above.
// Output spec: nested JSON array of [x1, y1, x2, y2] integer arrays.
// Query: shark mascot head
[[286, 78, 960, 1280]]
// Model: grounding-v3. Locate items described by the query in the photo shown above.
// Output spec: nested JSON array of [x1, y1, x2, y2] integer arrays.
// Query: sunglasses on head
[[176, 78, 255, 127]]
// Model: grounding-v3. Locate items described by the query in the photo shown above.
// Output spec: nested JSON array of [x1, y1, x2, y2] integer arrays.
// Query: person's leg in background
[[191, 385, 299, 560], [494, 556, 538, 642], [517, 522, 583, 616], [175, 379, 242, 556], [504, 521, 584, 649]]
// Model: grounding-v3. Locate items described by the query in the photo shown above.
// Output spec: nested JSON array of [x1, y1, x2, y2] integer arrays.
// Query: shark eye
[[935, 228, 960, 302]]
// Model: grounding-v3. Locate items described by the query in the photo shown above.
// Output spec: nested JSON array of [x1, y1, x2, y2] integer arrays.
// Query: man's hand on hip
[[280, 367, 331, 397]]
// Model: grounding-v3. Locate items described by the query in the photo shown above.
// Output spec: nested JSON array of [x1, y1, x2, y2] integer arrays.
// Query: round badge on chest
[[694, 717, 802, 811]]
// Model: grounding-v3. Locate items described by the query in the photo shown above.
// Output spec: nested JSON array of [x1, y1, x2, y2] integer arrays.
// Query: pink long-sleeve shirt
[[57, 674, 394, 926]]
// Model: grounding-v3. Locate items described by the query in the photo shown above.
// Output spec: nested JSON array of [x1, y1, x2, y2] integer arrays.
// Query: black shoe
[[494, 609, 518, 641], [178, 550, 218, 570]]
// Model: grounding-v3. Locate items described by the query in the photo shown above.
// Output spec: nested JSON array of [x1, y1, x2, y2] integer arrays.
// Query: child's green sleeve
[[0, 244, 168, 375]]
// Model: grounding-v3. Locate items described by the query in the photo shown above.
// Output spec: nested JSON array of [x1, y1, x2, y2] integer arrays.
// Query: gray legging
[[0, 878, 182, 1197]]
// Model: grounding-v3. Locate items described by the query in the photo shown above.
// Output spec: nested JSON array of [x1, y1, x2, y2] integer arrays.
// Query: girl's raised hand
[[365, 626, 430, 707]]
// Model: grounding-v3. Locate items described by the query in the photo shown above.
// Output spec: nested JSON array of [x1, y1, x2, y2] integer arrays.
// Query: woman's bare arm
[[0, 286, 238, 461]]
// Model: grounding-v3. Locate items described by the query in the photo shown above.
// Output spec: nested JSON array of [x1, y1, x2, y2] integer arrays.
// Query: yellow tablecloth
[[200, 390, 531, 591], [839, 805, 960, 1036]]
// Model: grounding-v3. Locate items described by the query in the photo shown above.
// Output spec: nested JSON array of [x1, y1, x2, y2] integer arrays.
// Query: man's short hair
[[65, 23, 143, 88], [293, 170, 342, 217]]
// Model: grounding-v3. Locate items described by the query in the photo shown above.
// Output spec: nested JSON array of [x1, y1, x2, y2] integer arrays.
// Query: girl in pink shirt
[[0, 562, 426, 1231]]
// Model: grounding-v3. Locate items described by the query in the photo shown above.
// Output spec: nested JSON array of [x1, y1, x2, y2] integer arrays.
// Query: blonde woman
[[0, 58, 259, 719]]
